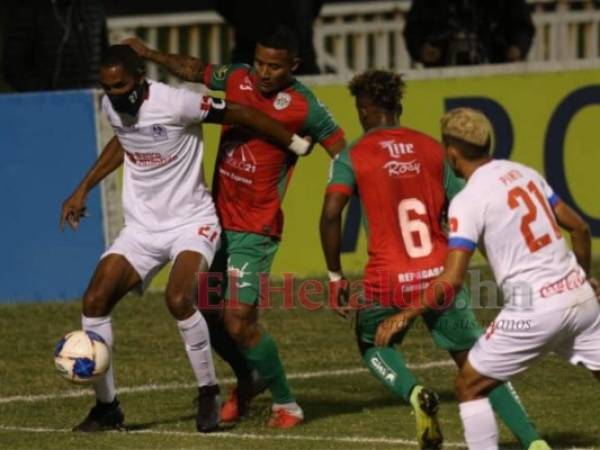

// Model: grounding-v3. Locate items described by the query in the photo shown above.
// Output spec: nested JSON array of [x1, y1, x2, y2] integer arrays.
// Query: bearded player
[[125, 26, 346, 427], [61, 44, 312, 432], [377, 107, 600, 449], [321, 71, 549, 449]]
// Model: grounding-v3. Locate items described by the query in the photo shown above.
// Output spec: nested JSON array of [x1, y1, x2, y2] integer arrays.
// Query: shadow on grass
[[542, 431, 600, 447]]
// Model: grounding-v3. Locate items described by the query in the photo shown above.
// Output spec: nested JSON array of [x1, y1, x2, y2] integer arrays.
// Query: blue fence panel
[[0, 90, 104, 302]]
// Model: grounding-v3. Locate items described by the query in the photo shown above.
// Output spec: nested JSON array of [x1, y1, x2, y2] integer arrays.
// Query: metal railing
[[107, 0, 600, 82]]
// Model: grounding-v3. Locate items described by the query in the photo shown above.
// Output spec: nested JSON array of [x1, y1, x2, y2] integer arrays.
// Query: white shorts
[[469, 285, 600, 381], [102, 222, 221, 292]]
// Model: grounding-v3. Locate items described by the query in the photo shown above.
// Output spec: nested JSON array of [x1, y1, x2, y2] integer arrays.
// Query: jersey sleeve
[[538, 175, 561, 208], [443, 161, 465, 201], [326, 148, 355, 196], [202, 63, 248, 91], [447, 193, 484, 253], [173, 89, 227, 125], [304, 97, 345, 151]]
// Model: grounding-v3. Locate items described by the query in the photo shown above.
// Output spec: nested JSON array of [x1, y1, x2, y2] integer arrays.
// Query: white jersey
[[448, 159, 585, 313], [102, 80, 222, 232]]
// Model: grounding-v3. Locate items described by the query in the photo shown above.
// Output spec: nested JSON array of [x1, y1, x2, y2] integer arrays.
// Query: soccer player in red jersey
[[125, 27, 346, 427], [320, 71, 548, 450]]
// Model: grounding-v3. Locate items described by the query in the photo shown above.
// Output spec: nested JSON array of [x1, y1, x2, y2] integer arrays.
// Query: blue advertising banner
[[0, 90, 104, 301]]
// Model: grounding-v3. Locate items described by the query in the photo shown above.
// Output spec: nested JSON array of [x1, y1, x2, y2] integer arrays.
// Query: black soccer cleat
[[73, 397, 124, 432], [196, 384, 220, 433], [410, 386, 443, 450]]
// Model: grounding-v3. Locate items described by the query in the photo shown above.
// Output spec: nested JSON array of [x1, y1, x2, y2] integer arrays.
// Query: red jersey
[[203, 64, 344, 239], [327, 127, 464, 303]]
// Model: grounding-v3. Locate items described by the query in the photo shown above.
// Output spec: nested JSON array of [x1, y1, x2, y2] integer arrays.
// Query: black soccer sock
[[203, 310, 254, 381]]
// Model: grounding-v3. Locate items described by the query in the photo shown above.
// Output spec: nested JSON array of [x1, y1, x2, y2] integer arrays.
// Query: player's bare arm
[[374, 250, 472, 347], [60, 136, 124, 231], [209, 100, 311, 156], [320, 191, 351, 317], [123, 37, 207, 83], [552, 200, 599, 296]]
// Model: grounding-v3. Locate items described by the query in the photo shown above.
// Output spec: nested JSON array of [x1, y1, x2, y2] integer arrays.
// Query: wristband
[[289, 134, 310, 156], [328, 271, 344, 282]]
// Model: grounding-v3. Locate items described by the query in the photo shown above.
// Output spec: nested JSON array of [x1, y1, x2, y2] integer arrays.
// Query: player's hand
[[60, 188, 88, 231], [328, 275, 351, 319], [374, 309, 420, 347], [588, 277, 600, 301], [122, 37, 150, 58]]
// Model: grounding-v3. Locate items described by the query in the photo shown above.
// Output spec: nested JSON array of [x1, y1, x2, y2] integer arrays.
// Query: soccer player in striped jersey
[[321, 71, 548, 450], [125, 26, 346, 427]]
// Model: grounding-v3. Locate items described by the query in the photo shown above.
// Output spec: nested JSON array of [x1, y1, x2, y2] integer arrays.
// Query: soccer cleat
[[409, 386, 443, 450], [220, 374, 268, 423], [267, 404, 304, 429], [72, 397, 124, 432], [528, 440, 552, 450], [196, 384, 220, 433]]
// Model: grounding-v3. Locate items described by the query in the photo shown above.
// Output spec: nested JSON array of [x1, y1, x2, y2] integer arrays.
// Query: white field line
[[0, 360, 455, 405], [0, 424, 465, 448]]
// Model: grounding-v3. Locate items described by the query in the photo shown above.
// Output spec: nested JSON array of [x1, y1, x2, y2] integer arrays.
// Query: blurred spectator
[[3, 0, 108, 91], [404, 0, 535, 67], [216, 0, 323, 75]]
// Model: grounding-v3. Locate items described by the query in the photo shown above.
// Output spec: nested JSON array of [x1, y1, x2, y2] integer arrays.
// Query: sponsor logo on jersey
[[380, 140, 414, 157], [125, 151, 176, 167], [369, 355, 397, 383], [397, 266, 444, 283], [240, 76, 254, 91], [539, 269, 586, 298], [383, 160, 421, 177], [214, 65, 228, 81], [274, 92, 292, 110], [225, 144, 257, 174], [151, 124, 168, 141]]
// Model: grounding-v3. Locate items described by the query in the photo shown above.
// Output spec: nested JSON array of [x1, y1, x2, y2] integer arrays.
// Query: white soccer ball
[[54, 330, 110, 384]]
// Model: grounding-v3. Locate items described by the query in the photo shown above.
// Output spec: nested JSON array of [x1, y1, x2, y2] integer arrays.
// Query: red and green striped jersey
[[327, 126, 464, 304], [204, 64, 345, 239]]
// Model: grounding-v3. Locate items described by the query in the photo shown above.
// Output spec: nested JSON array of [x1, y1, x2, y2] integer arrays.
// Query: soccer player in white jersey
[[375, 107, 600, 449], [60, 45, 311, 433]]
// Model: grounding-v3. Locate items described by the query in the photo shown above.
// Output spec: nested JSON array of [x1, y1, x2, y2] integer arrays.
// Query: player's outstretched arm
[[553, 201, 592, 276], [123, 37, 207, 83], [60, 136, 124, 231], [216, 102, 312, 156]]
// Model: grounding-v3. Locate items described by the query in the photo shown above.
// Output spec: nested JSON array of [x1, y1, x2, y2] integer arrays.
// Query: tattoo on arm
[[146, 50, 207, 82]]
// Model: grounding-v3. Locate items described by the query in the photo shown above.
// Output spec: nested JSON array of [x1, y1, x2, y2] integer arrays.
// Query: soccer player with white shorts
[[376, 107, 600, 450], [60, 45, 311, 433]]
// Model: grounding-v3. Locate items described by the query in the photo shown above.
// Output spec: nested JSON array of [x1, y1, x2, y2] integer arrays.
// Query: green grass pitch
[[1, 270, 599, 450]]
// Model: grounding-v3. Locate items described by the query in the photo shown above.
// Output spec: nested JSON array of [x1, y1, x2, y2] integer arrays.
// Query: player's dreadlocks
[[100, 44, 145, 77], [349, 70, 405, 114]]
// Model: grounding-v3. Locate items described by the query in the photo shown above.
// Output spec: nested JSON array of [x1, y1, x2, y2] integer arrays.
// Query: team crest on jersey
[[383, 160, 421, 177], [273, 92, 292, 110], [151, 124, 168, 141], [214, 65, 228, 81]]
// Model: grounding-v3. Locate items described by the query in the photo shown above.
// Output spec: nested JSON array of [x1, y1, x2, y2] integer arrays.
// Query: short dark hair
[[442, 135, 491, 160], [257, 26, 299, 57], [349, 70, 405, 114], [100, 45, 145, 77]]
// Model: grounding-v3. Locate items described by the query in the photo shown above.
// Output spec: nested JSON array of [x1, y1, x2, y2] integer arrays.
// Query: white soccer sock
[[459, 398, 499, 450], [177, 310, 217, 387], [81, 315, 116, 404]]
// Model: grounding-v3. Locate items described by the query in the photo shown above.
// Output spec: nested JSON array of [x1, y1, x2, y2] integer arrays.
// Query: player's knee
[[224, 314, 247, 343], [82, 288, 111, 317], [165, 291, 195, 320], [455, 372, 474, 402]]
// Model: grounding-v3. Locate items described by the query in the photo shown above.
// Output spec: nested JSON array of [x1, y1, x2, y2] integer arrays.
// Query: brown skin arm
[[123, 37, 207, 83], [553, 201, 592, 276], [320, 192, 350, 272], [60, 136, 124, 231], [374, 249, 472, 346]]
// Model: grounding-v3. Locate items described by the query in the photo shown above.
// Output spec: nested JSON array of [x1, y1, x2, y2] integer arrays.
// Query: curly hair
[[348, 70, 405, 113]]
